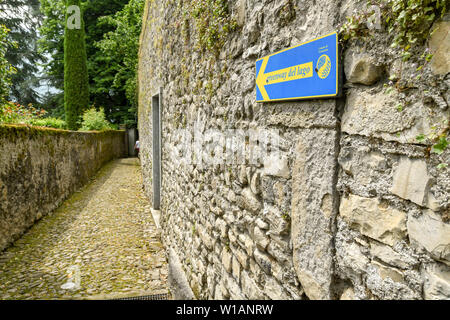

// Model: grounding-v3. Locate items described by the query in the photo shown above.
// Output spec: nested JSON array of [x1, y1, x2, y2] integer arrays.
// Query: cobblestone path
[[0, 158, 168, 300]]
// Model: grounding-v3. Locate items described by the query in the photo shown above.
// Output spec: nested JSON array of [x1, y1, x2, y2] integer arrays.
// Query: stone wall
[[0, 125, 127, 252], [138, 0, 449, 299]]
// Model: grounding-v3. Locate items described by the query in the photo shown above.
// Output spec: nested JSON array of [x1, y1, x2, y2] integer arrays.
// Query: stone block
[[232, 256, 241, 281], [263, 154, 290, 179], [264, 277, 288, 300], [342, 88, 447, 144], [222, 248, 232, 273], [234, 246, 249, 270], [391, 157, 431, 206], [264, 205, 289, 235], [253, 226, 269, 250], [422, 262, 450, 300], [344, 50, 382, 85], [267, 240, 290, 264], [340, 287, 355, 300], [237, 187, 261, 213], [291, 128, 339, 300], [429, 17, 450, 75], [407, 209, 450, 265], [369, 241, 418, 269], [235, 0, 246, 27], [254, 248, 272, 274], [215, 218, 228, 240], [250, 171, 261, 195], [336, 241, 370, 274], [255, 217, 269, 230], [339, 194, 407, 246], [372, 260, 405, 284], [241, 271, 265, 299]]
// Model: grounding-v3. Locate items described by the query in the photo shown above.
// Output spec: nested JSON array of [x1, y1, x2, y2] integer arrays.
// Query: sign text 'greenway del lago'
[[256, 32, 341, 102]]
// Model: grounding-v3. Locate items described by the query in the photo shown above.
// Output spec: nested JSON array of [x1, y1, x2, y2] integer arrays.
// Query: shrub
[[79, 107, 116, 131], [64, 0, 90, 130], [26, 118, 67, 130], [0, 102, 47, 124], [0, 25, 16, 104]]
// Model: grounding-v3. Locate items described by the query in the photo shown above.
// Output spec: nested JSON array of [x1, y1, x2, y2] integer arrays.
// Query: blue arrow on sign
[[256, 32, 340, 102]]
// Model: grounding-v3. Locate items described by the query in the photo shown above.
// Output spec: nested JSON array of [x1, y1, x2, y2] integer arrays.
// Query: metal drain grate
[[114, 293, 170, 300]]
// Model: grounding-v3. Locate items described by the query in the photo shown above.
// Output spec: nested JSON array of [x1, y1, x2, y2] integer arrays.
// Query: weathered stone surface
[[340, 287, 355, 300], [344, 50, 382, 85], [342, 88, 447, 144], [264, 205, 289, 235], [0, 127, 126, 252], [237, 188, 261, 213], [264, 277, 288, 300], [340, 194, 407, 246], [365, 263, 421, 300], [222, 248, 232, 273], [233, 246, 249, 270], [336, 241, 370, 274], [407, 210, 450, 265], [422, 263, 450, 300], [254, 249, 272, 275], [263, 100, 338, 129], [429, 17, 450, 75], [137, 0, 448, 301], [391, 157, 431, 206], [234, 0, 246, 27], [241, 271, 264, 300], [372, 261, 405, 284], [369, 241, 418, 269], [223, 272, 245, 299], [339, 146, 388, 187], [232, 256, 241, 281], [263, 154, 290, 179], [253, 226, 269, 250], [291, 128, 339, 300], [250, 171, 261, 195]]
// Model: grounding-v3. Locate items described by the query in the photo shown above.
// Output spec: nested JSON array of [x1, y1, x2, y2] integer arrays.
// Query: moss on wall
[[0, 125, 127, 252]]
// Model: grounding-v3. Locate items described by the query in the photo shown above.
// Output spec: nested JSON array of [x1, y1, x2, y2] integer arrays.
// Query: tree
[[0, 24, 16, 103], [39, 0, 131, 124], [64, 0, 89, 130], [95, 0, 144, 128], [0, 0, 44, 105]]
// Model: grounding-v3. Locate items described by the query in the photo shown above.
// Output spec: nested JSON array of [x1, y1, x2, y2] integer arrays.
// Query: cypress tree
[[64, 0, 89, 130]]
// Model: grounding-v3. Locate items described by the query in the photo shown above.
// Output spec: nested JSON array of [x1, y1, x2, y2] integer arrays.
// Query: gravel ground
[[0, 158, 168, 300]]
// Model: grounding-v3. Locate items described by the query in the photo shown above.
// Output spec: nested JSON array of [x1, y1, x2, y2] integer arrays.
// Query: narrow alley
[[0, 158, 168, 300]]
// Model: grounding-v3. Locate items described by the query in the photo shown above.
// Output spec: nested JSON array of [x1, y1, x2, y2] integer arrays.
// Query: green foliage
[[186, 0, 237, 54], [0, 0, 44, 105], [0, 101, 47, 124], [431, 135, 449, 155], [64, 0, 90, 130], [415, 119, 449, 157], [340, 0, 447, 55], [0, 25, 17, 104], [39, 0, 138, 127], [437, 163, 448, 169], [386, 0, 447, 49], [38, 0, 65, 91], [25, 117, 67, 129], [95, 0, 144, 128], [79, 107, 116, 131]]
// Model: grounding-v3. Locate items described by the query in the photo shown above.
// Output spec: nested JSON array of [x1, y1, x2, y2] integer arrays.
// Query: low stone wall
[[0, 125, 126, 252]]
